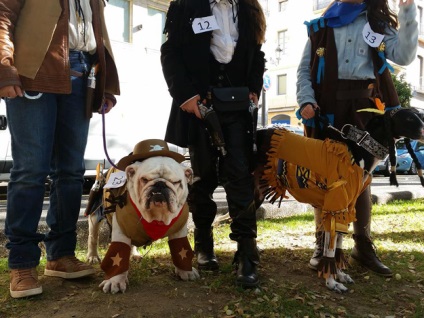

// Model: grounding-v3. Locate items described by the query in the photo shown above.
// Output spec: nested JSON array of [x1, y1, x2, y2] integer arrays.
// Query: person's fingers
[[14, 86, 24, 97]]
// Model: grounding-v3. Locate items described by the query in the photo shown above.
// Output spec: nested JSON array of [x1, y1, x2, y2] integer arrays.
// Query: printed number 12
[[198, 21, 210, 31]]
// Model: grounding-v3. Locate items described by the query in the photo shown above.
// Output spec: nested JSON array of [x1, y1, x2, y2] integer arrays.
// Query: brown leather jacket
[[0, 0, 120, 115]]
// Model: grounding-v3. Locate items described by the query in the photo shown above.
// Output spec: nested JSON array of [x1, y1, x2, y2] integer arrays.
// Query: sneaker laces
[[356, 235, 383, 261], [312, 233, 324, 258], [62, 256, 86, 269], [14, 268, 36, 282]]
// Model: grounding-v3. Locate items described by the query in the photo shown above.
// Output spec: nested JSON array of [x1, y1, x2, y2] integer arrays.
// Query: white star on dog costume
[[111, 253, 123, 266], [179, 247, 188, 260]]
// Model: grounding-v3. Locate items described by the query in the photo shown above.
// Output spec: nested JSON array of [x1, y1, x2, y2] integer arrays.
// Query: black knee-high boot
[[194, 227, 219, 271], [233, 238, 260, 288], [350, 186, 392, 277]]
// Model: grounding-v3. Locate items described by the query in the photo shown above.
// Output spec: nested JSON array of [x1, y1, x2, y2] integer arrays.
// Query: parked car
[[0, 100, 188, 187], [266, 123, 304, 136], [373, 139, 424, 176]]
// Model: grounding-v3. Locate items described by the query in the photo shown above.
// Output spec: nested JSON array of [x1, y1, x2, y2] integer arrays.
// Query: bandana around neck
[[324, 1, 367, 28]]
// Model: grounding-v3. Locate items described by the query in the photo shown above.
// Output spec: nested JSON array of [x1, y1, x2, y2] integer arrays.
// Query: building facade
[[260, 0, 424, 127], [101, 0, 424, 151]]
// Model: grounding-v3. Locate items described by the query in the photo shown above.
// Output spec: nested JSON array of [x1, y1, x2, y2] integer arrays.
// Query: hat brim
[[116, 150, 186, 171]]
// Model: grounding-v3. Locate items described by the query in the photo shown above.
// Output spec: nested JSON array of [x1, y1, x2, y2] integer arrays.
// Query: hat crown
[[116, 139, 185, 171], [133, 139, 169, 155]]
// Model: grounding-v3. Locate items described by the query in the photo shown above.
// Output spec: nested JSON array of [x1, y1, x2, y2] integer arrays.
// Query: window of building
[[419, 6, 424, 36], [277, 30, 288, 56], [105, 0, 132, 42], [146, 7, 167, 49], [278, 0, 288, 12], [271, 114, 291, 125], [313, 0, 331, 11], [277, 74, 287, 95]]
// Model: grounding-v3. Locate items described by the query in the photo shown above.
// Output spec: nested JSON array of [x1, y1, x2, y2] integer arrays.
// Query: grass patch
[[0, 199, 423, 317]]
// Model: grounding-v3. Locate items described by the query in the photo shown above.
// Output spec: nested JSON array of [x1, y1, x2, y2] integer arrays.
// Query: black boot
[[308, 231, 324, 271], [233, 238, 260, 288], [349, 234, 392, 277], [194, 227, 219, 271]]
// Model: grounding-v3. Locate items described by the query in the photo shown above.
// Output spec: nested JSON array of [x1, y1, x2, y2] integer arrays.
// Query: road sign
[[263, 74, 271, 90]]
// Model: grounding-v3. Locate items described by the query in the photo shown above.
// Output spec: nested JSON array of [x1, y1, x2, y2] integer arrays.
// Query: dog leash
[[314, 109, 388, 159], [101, 105, 120, 170]]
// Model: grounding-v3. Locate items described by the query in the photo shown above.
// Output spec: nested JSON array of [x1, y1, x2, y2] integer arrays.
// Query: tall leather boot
[[350, 234, 392, 277], [194, 227, 219, 271], [350, 186, 392, 277], [233, 238, 260, 288], [308, 231, 324, 270]]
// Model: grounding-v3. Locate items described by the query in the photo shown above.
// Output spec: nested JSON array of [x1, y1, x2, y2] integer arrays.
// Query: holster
[[85, 87, 95, 118]]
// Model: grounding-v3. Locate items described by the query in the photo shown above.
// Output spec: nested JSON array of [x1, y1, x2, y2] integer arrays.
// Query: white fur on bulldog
[[93, 156, 199, 294], [127, 157, 188, 225]]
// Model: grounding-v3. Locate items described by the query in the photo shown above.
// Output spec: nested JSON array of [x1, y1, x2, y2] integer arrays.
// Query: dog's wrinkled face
[[125, 157, 192, 225]]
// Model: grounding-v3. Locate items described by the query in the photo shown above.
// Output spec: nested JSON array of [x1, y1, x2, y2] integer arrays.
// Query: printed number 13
[[365, 32, 376, 43], [198, 21, 211, 31]]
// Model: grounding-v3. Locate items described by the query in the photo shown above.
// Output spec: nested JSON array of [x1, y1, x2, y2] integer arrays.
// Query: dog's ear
[[184, 166, 194, 185], [125, 165, 136, 179]]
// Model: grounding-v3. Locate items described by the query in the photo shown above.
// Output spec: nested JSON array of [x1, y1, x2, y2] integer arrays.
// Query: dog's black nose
[[150, 181, 168, 203], [152, 181, 167, 191]]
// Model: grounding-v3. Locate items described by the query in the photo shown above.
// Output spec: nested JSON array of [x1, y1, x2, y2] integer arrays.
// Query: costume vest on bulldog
[[260, 128, 372, 276], [100, 168, 193, 279]]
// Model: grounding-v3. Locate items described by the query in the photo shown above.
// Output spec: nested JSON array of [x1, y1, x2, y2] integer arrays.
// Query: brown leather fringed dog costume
[[256, 105, 424, 292], [260, 129, 367, 261]]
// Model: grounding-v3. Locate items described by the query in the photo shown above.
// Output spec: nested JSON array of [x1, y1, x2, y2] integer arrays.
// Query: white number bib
[[192, 16, 219, 34], [362, 22, 384, 48], [104, 171, 127, 189]]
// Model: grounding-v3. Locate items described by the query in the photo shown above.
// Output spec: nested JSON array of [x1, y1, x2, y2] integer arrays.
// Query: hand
[[180, 95, 202, 119], [0, 85, 23, 98], [249, 92, 259, 106], [98, 98, 114, 114], [399, 0, 414, 6], [300, 103, 319, 120]]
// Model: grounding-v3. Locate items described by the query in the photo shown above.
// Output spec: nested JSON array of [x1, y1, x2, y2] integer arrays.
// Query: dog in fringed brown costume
[[85, 139, 199, 294], [255, 107, 424, 293]]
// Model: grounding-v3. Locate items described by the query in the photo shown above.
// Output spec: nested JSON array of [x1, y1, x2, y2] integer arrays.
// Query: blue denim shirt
[[297, 4, 418, 107]]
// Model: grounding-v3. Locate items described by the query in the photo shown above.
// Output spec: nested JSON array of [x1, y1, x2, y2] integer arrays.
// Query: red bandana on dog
[[129, 195, 184, 241]]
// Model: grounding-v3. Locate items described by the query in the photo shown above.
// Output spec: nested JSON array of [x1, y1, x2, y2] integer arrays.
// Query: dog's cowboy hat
[[117, 139, 186, 170]]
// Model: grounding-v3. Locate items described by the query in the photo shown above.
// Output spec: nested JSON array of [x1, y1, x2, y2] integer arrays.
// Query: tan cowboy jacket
[[0, 0, 120, 113]]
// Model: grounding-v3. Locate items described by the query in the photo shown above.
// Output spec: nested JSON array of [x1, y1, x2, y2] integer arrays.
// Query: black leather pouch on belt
[[211, 87, 250, 112]]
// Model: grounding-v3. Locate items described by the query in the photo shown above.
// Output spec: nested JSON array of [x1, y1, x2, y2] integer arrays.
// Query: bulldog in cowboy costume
[[87, 139, 199, 294]]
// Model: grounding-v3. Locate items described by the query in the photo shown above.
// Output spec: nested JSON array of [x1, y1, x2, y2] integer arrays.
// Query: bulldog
[[85, 139, 199, 294]]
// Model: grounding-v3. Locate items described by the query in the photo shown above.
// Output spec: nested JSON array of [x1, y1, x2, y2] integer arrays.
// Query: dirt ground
[[1, 220, 423, 318]]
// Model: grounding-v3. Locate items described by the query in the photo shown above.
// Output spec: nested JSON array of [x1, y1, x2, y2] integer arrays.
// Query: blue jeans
[[5, 51, 92, 269]]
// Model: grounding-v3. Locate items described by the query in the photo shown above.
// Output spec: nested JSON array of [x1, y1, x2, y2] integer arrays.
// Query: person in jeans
[[297, 0, 417, 277], [0, 0, 120, 298], [161, 0, 266, 288]]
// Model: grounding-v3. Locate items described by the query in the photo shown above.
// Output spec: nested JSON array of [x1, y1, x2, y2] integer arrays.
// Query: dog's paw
[[325, 276, 348, 293], [337, 270, 354, 284], [86, 255, 101, 265], [130, 246, 142, 262], [175, 267, 200, 281], [99, 272, 129, 294]]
